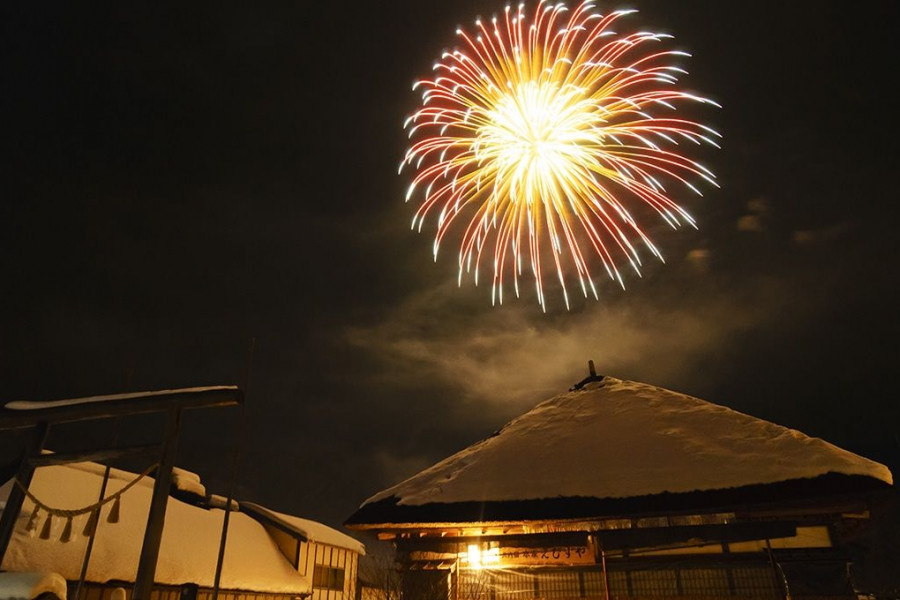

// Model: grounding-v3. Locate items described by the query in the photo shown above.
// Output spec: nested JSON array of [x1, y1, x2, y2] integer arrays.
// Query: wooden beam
[[396, 522, 800, 555], [133, 408, 182, 600], [397, 530, 590, 552], [0, 387, 242, 429], [29, 444, 161, 467]]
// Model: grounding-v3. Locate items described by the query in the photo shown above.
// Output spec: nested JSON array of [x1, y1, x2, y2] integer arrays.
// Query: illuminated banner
[[457, 545, 595, 568], [499, 545, 594, 566]]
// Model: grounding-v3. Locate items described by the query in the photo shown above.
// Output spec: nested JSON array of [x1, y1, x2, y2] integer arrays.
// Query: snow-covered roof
[[241, 503, 365, 555], [0, 462, 310, 594], [361, 377, 893, 509]]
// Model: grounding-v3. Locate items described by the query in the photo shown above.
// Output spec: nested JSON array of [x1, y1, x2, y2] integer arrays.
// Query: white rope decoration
[[15, 463, 159, 542]]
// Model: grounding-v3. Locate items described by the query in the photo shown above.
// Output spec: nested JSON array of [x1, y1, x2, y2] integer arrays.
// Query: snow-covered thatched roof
[[348, 377, 893, 526], [0, 462, 310, 594]]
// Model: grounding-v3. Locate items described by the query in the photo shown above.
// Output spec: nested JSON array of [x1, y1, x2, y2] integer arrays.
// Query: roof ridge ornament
[[570, 360, 605, 391]]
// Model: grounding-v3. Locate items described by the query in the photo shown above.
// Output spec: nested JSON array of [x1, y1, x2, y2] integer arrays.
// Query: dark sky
[[1, 1, 898, 532]]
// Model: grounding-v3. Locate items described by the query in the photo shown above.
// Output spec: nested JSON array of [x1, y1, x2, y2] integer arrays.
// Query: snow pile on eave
[[172, 468, 206, 498], [242, 502, 365, 555], [0, 571, 68, 600], [365, 377, 893, 507], [1, 463, 309, 594]]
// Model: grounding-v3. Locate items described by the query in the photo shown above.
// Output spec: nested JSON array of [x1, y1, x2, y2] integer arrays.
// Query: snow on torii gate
[[0, 386, 243, 600]]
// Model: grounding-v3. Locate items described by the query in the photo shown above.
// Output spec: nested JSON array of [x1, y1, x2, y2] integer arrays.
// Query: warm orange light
[[467, 544, 482, 570], [463, 543, 500, 570]]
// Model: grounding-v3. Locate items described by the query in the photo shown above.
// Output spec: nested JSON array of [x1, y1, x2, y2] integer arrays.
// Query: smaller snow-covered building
[[0, 461, 364, 600], [240, 503, 365, 600], [346, 376, 893, 600]]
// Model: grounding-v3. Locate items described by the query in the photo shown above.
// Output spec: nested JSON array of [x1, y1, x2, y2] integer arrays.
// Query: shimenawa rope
[[14, 463, 159, 541]]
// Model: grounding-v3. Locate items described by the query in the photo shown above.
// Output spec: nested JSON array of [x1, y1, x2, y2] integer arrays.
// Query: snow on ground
[[241, 503, 364, 555], [365, 377, 893, 507], [0, 571, 68, 600], [3, 386, 238, 411], [1, 462, 309, 594]]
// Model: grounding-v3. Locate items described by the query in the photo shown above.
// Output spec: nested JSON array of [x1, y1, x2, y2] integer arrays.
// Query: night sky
[[2, 0, 898, 539]]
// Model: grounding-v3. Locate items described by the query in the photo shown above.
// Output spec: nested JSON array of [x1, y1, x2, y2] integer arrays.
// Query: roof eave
[[346, 472, 893, 531]]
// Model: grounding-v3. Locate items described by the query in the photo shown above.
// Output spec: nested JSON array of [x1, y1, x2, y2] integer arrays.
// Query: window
[[314, 565, 345, 591]]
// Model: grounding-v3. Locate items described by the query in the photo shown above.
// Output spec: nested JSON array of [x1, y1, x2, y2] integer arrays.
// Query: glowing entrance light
[[462, 543, 500, 570], [466, 544, 482, 570]]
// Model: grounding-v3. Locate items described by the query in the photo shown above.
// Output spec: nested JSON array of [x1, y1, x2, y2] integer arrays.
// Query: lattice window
[[492, 570, 536, 600], [679, 568, 731, 596], [534, 570, 581, 599], [731, 566, 781, 598], [582, 570, 627, 598], [629, 569, 678, 596], [313, 565, 345, 591], [457, 564, 781, 599]]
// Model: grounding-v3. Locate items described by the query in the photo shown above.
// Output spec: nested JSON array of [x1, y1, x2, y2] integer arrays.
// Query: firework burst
[[401, 1, 720, 310]]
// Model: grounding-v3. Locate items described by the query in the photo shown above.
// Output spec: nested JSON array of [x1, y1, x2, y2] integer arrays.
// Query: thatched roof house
[[347, 376, 893, 600]]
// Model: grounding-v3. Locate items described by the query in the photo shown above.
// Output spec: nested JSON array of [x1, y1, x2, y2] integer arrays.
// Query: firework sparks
[[401, 1, 720, 310]]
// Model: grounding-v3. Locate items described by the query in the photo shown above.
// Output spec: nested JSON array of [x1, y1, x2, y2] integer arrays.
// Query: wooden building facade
[[352, 486, 879, 600], [346, 376, 894, 600]]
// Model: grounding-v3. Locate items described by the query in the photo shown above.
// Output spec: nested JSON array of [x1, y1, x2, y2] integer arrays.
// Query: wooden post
[[133, 408, 182, 600], [765, 538, 789, 600], [599, 545, 610, 600], [212, 339, 253, 600], [74, 465, 112, 600], [0, 423, 49, 563], [450, 560, 459, 600]]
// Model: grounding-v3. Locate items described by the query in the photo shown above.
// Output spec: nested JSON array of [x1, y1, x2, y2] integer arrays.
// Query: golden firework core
[[478, 81, 591, 204]]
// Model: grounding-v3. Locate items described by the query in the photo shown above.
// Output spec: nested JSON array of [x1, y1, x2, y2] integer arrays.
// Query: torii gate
[[0, 386, 243, 600]]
